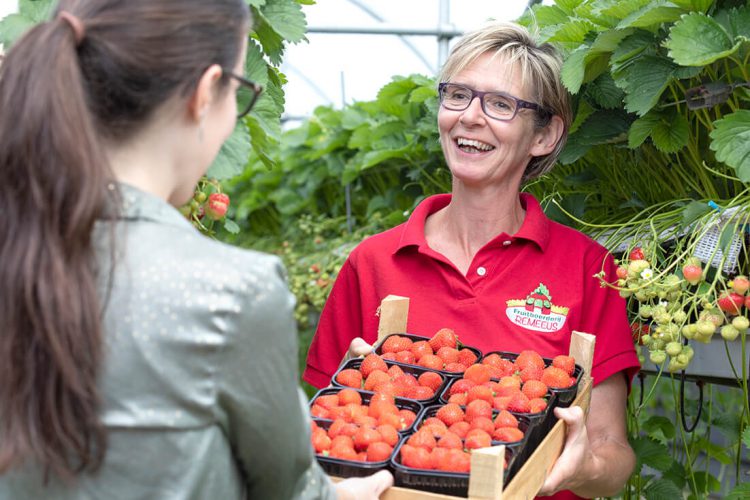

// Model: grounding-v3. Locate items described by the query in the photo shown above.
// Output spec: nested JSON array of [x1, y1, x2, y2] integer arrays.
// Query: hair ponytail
[[0, 15, 110, 479]]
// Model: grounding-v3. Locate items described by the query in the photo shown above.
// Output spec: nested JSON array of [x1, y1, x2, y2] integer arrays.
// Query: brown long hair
[[0, 0, 249, 480]]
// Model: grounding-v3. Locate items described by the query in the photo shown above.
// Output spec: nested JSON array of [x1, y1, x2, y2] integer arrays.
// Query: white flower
[[640, 268, 654, 280], [659, 300, 668, 308]]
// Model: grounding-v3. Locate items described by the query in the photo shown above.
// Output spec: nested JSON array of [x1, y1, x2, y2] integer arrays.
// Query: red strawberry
[[551, 355, 576, 376], [418, 371, 444, 392], [429, 328, 458, 351], [394, 350, 416, 365], [718, 292, 744, 316], [381, 335, 413, 353], [457, 348, 478, 367], [541, 366, 573, 388], [514, 350, 545, 372], [436, 403, 465, 426], [629, 247, 645, 261], [436, 346, 460, 364], [443, 362, 466, 373], [506, 392, 531, 413], [493, 410, 518, 429], [528, 398, 548, 413], [336, 368, 363, 388], [492, 427, 524, 443], [449, 378, 476, 396], [366, 441, 393, 462], [464, 429, 492, 450], [204, 192, 229, 220], [360, 353, 388, 377], [522, 380, 548, 399]]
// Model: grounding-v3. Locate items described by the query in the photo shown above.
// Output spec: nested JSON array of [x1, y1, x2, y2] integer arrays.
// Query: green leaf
[[574, 109, 632, 145], [742, 426, 750, 449], [629, 111, 661, 148], [618, 55, 675, 116], [714, 5, 750, 40], [665, 12, 740, 66], [244, 0, 267, 7], [727, 482, 750, 500], [710, 110, 750, 182], [690, 471, 722, 493], [223, 219, 240, 234], [561, 45, 589, 94], [611, 30, 659, 77], [18, 0, 54, 22], [642, 415, 676, 440], [569, 99, 596, 134], [643, 477, 683, 500], [245, 41, 270, 86], [590, 27, 636, 53], [0, 14, 35, 48], [409, 86, 437, 104], [631, 436, 673, 472], [528, 5, 571, 27], [670, 0, 712, 12], [259, 0, 306, 44], [617, 1, 685, 30], [585, 73, 624, 109], [680, 201, 711, 229], [593, 0, 651, 19], [661, 461, 687, 489], [542, 18, 596, 45], [208, 122, 252, 179], [651, 112, 688, 153], [719, 224, 736, 257]]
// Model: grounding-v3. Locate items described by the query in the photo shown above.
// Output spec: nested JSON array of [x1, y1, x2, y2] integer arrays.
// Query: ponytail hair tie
[[58, 11, 85, 46]]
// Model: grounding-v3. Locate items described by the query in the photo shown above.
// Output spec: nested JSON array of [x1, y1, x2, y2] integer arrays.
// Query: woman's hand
[[537, 406, 590, 495], [335, 470, 393, 500], [344, 337, 374, 361]]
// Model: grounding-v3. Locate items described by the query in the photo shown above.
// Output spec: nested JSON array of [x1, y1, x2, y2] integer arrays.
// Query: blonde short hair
[[439, 21, 571, 181]]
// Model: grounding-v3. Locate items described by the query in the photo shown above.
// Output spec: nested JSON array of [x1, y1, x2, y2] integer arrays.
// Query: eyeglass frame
[[223, 69, 263, 119], [437, 82, 549, 122]]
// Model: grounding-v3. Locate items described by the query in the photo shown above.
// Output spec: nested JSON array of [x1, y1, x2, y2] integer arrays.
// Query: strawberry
[[360, 353, 388, 377], [467, 385, 494, 404], [436, 346, 460, 364], [682, 262, 703, 285], [381, 335, 413, 353], [418, 354, 444, 370], [337, 388, 362, 406], [400, 445, 433, 469], [449, 378, 477, 396], [387, 364, 405, 379], [541, 366, 573, 388], [464, 429, 492, 450], [629, 247, 645, 261], [417, 371, 444, 392], [376, 424, 399, 447], [336, 368, 363, 388], [463, 363, 492, 384], [464, 399, 493, 422], [436, 403, 465, 426], [631, 321, 649, 345], [204, 192, 229, 220], [732, 276, 750, 295], [469, 416, 495, 434], [436, 432, 463, 450], [518, 365, 543, 382], [506, 392, 531, 413], [405, 385, 434, 400], [522, 380, 548, 399], [448, 393, 468, 406], [551, 355, 576, 376], [353, 426, 383, 452], [448, 421, 470, 438], [410, 341, 433, 360], [363, 370, 390, 392], [528, 398, 548, 413], [457, 348, 478, 367], [407, 430, 437, 450], [717, 291, 744, 315], [429, 328, 458, 351], [443, 362, 466, 373], [514, 350, 545, 372], [366, 441, 393, 462], [616, 266, 628, 280], [492, 427, 524, 443], [314, 394, 339, 409], [394, 350, 416, 365], [493, 410, 518, 429], [311, 429, 332, 453]]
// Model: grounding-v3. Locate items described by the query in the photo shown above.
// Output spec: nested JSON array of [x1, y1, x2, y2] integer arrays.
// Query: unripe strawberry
[[665, 342, 682, 357], [649, 350, 666, 365], [616, 266, 628, 280], [732, 276, 750, 295], [682, 264, 702, 285], [205, 193, 229, 220], [732, 316, 749, 332], [721, 324, 740, 341]]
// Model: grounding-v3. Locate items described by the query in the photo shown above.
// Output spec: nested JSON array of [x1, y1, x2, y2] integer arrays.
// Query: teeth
[[457, 137, 494, 151]]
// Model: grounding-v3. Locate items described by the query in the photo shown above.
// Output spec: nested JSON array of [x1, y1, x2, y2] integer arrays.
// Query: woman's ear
[[187, 64, 224, 122], [530, 115, 565, 157]]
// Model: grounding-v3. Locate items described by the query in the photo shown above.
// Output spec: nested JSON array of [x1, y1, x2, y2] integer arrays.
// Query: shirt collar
[[395, 192, 549, 253], [103, 182, 194, 231]]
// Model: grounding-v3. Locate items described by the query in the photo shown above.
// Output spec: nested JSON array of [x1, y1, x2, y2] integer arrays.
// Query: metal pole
[[437, 0, 451, 68], [341, 71, 353, 233]]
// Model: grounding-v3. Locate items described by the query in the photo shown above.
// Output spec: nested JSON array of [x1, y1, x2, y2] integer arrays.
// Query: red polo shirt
[[304, 193, 639, 389]]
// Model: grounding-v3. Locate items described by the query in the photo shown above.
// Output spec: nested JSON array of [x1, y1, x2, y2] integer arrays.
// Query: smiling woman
[[304, 20, 640, 500]]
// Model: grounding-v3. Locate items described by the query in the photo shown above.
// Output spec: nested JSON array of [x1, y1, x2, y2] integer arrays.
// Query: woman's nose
[[460, 95, 486, 124]]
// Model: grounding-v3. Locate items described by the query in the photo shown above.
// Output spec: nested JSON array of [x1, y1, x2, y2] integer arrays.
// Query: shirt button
[[503, 240, 512, 246], [477, 267, 487, 276]]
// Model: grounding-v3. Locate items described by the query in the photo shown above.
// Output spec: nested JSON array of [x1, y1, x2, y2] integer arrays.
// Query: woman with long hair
[[0, 1, 391, 498]]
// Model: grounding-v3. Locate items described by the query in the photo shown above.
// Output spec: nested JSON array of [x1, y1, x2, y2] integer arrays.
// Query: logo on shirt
[[505, 283, 569, 333]]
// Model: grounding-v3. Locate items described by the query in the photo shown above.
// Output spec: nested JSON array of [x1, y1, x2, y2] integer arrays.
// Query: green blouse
[[0, 184, 335, 500]]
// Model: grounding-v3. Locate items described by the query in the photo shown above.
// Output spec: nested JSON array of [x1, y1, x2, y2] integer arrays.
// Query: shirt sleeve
[[303, 257, 363, 388], [217, 255, 336, 500], [579, 249, 640, 389]]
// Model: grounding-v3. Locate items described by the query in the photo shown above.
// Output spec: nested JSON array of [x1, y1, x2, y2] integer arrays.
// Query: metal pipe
[[437, 0, 451, 68], [307, 25, 462, 37]]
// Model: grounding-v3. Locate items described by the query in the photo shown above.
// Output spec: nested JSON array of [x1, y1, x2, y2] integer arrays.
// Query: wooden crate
[[373, 295, 595, 500]]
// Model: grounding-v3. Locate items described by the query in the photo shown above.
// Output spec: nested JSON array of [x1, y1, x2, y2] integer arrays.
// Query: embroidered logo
[[505, 283, 569, 333]]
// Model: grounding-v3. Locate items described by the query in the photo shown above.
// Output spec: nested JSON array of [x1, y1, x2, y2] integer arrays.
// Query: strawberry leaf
[[584, 74, 624, 109], [643, 477, 683, 500], [670, 0, 712, 12], [690, 471, 722, 494], [709, 110, 750, 182], [665, 12, 740, 66], [208, 122, 252, 180], [642, 415, 676, 441], [631, 436, 673, 472], [593, 0, 650, 19], [618, 55, 676, 116], [727, 483, 750, 500], [742, 426, 750, 449], [651, 112, 689, 153], [680, 201, 711, 229], [258, 0, 306, 44], [714, 5, 750, 40], [617, 0, 685, 30], [628, 111, 661, 149]]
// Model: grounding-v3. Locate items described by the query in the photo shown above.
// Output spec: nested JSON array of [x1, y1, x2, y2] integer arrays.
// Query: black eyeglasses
[[224, 70, 263, 119], [438, 82, 547, 121]]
